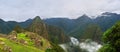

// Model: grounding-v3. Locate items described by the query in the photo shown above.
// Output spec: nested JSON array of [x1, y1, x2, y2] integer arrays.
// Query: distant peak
[[77, 14, 90, 20], [25, 18, 32, 21], [0, 18, 5, 22], [102, 12, 117, 15], [34, 16, 41, 20], [33, 16, 42, 22], [81, 14, 89, 17]]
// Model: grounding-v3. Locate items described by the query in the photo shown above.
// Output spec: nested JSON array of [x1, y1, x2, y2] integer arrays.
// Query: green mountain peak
[[33, 16, 42, 23]]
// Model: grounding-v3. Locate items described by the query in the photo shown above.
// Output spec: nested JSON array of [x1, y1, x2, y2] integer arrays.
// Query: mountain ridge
[[0, 12, 120, 43], [44, 12, 120, 42]]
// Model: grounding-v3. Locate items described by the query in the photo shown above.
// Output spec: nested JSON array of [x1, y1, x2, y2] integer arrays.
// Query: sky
[[0, 0, 120, 22]]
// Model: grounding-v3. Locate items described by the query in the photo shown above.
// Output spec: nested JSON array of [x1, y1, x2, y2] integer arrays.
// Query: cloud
[[0, 0, 120, 22]]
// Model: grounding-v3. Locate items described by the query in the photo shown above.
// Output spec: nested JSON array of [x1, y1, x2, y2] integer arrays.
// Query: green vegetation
[[17, 33, 34, 46], [45, 42, 65, 52], [98, 21, 120, 52], [82, 24, 102, 42], [0, 16, 66, 52], [98, 44, 116, 52], [0, 37, 43, 52], [16, 32, 51, 50], [14, 25, 25, 33], [47, 25, 70, 44], [2, 31, 64, 52], [27, 16, 49, 39], [45, 49, 55, 52], [0, 32, 55, 52]]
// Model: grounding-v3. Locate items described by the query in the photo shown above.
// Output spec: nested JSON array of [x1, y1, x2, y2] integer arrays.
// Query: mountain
[[0, 19, 11, 34], [6, 21, 18, 31], [0, 12, 120, 43], [95, 12, 120, 31], [81, 24, 103, 43], [44, 18, 75, 33], [0, 19, 31, 34], [44, 14, 93, 36], [19, 19, 32, 28], [27, 16, 69, 44], [0, 16, 70, 44], [75, 14, 92, 24], [46, 25, 70, 44], [68, 14, 93, 39], [44, 14, 94, 40], [27, 16, 49, 39], [0, 19, 26, 34], [44, 12, 120, 41], [0, 17, 66, 52]]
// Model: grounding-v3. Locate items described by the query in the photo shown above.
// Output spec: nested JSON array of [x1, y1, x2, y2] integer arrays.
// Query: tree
[[82, 24, 102, 43], [13, 25, 25, 33], [98, 21, 120, 52], [45, 42, 65, 52]]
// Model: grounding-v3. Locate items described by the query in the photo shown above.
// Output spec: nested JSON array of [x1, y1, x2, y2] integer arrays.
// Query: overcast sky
[[0, 0, 120, 22]]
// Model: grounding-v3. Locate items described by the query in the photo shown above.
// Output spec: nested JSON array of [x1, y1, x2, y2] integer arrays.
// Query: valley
[[0, 12, 120, 52]]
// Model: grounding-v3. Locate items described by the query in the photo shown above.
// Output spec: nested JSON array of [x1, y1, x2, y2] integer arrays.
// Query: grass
[[17, 33, 34, 46], [17, 32, 51, 50], [41, 38, 51, 50], [0, 37, 44, 52], [0, 32, 52, 52]]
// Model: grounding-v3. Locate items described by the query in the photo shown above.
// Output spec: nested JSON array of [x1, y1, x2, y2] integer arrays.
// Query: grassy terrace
[[0, 36, 44, 52], [17, 33, 35, 46]]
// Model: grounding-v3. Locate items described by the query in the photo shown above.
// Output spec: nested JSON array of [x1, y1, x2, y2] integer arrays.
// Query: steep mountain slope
[[44, 18, 75, 33], [27, 16, 69, 44], [27, 16, 49, 39], [46, 25, 70, 44], [0, 12, 120, 43], [95, 12, 120, 31], [0, 18, 32, 34], [19, 19, 32, 28], [81, 24, 103, 43], [0, 19, 11, 34], [68, 14, 93, 38], [0, 16, 69, 44], [75, 14, 92, 24], [6, 21, 18, 32], [44, 12, 120, 41]]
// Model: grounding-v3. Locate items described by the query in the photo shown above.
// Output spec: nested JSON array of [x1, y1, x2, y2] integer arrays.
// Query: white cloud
[[0, 0, 120, 21]]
